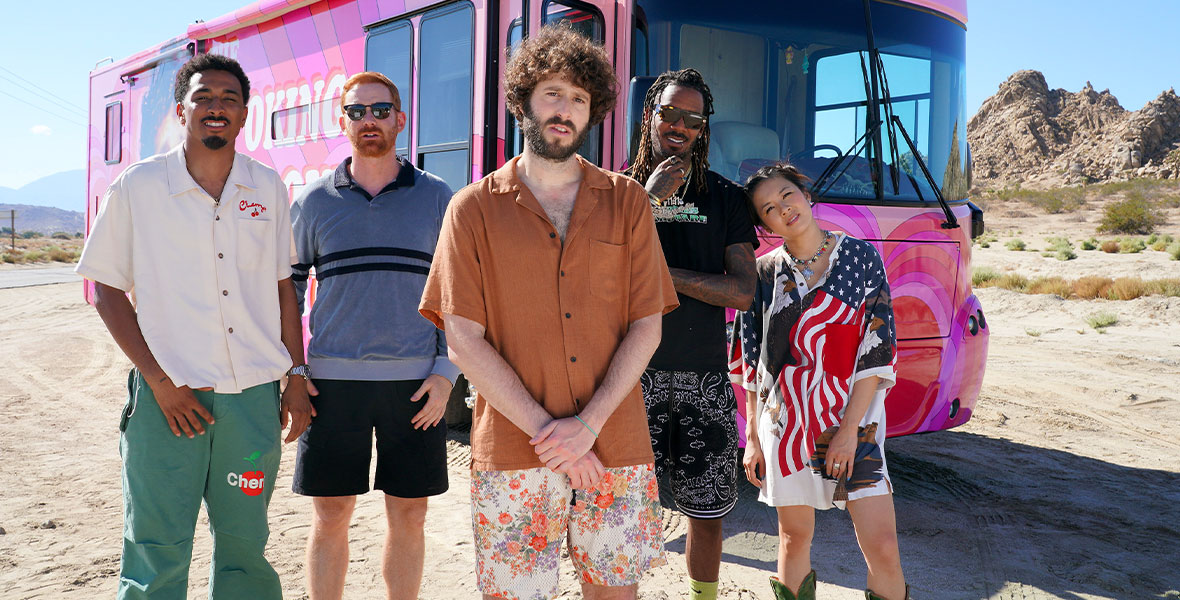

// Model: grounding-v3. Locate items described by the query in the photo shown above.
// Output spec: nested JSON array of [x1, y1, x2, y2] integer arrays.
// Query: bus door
[[497, 0, 618, 169]]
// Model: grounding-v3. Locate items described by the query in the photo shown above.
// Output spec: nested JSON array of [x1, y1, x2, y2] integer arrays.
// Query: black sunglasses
[[656, 104, 707, 130], [343, 102, 397, 121]]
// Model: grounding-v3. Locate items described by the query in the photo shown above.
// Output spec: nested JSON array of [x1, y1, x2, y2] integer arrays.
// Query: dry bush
[[1027, 276, 1072, 297], [1146, 279, 1180, 297], [46, 247, 77, 262], [1169, 242, 1180, 260], [972, 267, 1001, 287], [1100, 240, 1120, 253], [1086, 311, 1118, 330], [23, 250, 46, 262], [1108, 277, 1147, 300], [1097, 193, 1165, 234], [1118, 237, 1146, 254], [1074, 276, 1114, 299], [1005, 239, 1027, 251], [994, 273, 1030, 292]]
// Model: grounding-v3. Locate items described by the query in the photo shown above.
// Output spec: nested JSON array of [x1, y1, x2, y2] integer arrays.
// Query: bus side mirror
[[968, 201, 985, 239], [627, 77, 656, 165]]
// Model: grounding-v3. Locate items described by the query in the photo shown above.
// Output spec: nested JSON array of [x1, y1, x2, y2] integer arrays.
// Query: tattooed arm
[[668, 242, 756, 310]]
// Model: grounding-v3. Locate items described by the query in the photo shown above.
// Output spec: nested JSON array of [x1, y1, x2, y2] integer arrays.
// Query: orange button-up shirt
[[420, 155, 678, 470]]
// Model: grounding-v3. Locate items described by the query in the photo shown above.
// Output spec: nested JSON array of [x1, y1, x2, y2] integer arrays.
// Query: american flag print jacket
[[729, 234, 897, 478]]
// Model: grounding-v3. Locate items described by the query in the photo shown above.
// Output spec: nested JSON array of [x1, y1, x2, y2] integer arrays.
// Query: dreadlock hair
[[630, 68, 714, 194]]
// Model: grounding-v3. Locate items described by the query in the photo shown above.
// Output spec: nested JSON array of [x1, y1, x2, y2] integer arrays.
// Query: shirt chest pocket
[[235, 217, 272, 271], [589, 239, 627, 302]]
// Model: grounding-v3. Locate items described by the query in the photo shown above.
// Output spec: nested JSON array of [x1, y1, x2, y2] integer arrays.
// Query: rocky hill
[[968, 70, 1180, 189], [0, 204, 84, 235]]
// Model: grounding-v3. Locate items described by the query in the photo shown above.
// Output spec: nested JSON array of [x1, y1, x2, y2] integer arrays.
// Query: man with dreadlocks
[[625, 68, 758, 600]]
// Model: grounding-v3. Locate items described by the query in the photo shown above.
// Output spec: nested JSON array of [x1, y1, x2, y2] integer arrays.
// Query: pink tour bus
[[86, 0, 987, 437]]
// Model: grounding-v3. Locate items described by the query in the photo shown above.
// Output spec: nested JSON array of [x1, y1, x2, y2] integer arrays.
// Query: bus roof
[[187, 0, 966, 41]]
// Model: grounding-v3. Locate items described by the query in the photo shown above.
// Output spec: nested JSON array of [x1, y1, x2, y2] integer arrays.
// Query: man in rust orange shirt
[[419, 24, 678, 600]]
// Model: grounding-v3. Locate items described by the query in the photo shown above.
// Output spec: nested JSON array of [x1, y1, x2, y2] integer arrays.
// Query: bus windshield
[[632, 0, 969, 203]]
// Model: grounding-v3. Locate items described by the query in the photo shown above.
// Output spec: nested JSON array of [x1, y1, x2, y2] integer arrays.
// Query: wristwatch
[[287, 364, 312, 380]]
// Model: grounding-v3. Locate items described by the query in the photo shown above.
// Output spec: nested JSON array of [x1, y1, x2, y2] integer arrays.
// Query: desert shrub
[[1055, 248, 1077, 261], [1, 252, 18, 264], [1097, 193, 1165, 234], [1108, 277, 1147, 300], [1118, 237, 1146, 254], [23, 250, 46, 262], [46, 247, 77, 262], [978, 241, 990, 248], [1046, 236, 1074, 251], [1080, 238, 1098, 250], [1168, 242, 1180, 260], [20, 230, 39, 239], [1086, 311, 1118, 329], [1100, 240, 1120, 253], [1151, 239, 1169, 251], [1005, 239, 1026, 251], [51, 232, 71, 240], [1073, 276, 1113, 299], [1146, 278, 1180, 297], [972, 267, 1001, 287], [1025, 328, 1042, 337], [994, 273, 1030, 292], [1027, 276, 1072, 297]]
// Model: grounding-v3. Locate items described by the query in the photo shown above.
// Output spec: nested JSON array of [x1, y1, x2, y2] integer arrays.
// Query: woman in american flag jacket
[[730, 163, 908, 600]]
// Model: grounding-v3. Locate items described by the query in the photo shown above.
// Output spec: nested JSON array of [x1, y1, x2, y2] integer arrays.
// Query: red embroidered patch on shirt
[[239, 200, 267, 217]]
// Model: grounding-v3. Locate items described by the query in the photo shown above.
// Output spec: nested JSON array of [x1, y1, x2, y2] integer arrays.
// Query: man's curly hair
[[504, 24, 618, 128], [174, 53, 251, 104]]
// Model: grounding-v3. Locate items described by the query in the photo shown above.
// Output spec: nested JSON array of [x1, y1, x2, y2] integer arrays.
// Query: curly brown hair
[[504, 24, 618, 128]]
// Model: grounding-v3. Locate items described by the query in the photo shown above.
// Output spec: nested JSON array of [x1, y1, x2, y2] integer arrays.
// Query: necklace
[[785, 230, 834, 279]]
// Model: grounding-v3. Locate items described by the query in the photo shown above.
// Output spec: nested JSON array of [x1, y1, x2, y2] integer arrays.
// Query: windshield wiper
[[811, 0, 959, 229]]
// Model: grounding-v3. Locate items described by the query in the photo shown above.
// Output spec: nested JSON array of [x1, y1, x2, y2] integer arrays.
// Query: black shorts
[[641, 369, 739, 519], [293, 379, 448, 498]]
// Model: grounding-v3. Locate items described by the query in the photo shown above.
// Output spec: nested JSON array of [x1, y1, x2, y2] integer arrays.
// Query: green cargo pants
[[117, 369, 283, 599]]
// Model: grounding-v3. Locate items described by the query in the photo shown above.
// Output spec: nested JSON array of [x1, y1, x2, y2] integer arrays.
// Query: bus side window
[[504, 2, 605, 165], [105, 102, 122, 164], [542, 0, 604, 164], [366, 20, 414, 157], [417, 3, 475, 192]]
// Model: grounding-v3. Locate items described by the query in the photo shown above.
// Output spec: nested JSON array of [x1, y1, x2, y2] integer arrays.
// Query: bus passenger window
[[542, 0, 605, 164], [105, 102, 122, 164], [418, 3, 474, 191], [366, 21, 413, 157]]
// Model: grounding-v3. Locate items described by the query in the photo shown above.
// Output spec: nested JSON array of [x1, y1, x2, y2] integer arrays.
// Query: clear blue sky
[[0, 0, 1176, 190]]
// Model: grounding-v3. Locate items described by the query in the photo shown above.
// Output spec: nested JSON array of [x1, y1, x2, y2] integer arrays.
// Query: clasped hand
[[530, 417, 604, 489]]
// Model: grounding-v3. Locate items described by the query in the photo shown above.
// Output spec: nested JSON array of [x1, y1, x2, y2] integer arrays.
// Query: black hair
[[743, 162, 813, 227], [630, 68, 715, 194], [173, 53, 251, 104]]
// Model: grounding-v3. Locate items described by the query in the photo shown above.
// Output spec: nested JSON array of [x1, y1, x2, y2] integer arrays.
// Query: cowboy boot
[[769, 569, 816, 600], [865, 584, 911, 600]]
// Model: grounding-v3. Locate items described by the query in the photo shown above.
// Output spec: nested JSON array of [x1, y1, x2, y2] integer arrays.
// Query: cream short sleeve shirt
[[77, 145, 294, 393]]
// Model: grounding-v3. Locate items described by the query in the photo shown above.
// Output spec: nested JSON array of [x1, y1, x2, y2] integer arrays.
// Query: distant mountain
[[0, 204, 84, 235], [967, 70, 1180, 188], [0, 170, 87, 212]]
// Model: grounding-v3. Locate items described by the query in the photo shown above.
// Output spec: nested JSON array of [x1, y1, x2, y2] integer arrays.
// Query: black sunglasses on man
[[656, 104, 707, 130], [343, 102, 398, 121]]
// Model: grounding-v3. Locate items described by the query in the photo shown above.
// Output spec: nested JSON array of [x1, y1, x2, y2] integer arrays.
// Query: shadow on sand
[[655, 430, 1180, 600]]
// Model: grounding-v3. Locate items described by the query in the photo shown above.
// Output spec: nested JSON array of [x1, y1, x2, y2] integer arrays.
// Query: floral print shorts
[[471, 463, 666, 599]]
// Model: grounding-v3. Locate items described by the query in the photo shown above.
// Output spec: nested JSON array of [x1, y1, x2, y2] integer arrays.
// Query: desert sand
[[2, 215, 1179, 599]]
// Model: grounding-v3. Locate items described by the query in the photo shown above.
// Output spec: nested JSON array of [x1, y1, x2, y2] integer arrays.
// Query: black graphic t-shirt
[[633, 169, 758, 371]]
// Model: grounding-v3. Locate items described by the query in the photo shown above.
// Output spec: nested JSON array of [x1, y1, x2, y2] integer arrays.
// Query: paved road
[[0, 265, 80, 289]]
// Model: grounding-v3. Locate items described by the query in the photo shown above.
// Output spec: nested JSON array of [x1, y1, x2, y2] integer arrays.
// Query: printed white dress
[[729, 233, 897, 509]]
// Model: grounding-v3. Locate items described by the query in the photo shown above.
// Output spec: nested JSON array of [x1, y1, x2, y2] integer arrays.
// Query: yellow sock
[[689, 579, 718, 600]]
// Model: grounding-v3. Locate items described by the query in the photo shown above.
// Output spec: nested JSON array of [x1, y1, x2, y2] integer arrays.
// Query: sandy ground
[[2, 239, 1179, 599]]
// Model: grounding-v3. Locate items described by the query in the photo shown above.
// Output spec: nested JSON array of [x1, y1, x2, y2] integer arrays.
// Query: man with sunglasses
[[625, 68, 758, 600], [289, 71, 457, 600]]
